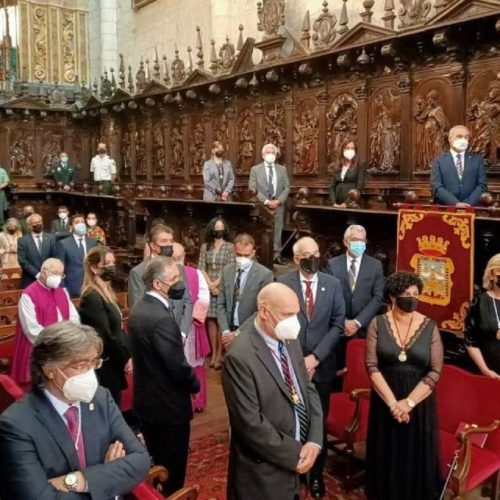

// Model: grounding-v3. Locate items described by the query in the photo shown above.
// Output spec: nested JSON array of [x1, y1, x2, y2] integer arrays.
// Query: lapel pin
[[321, 287, 325, 292], [89, 403, 94, 411]]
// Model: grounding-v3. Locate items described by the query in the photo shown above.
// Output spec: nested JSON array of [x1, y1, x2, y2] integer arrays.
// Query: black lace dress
[[365, 314, 444, 500]]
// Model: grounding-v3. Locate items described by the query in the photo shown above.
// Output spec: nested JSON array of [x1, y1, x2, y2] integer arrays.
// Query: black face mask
[[396, 296, 419, 313], [211, 229, 225, 239], [24, 212, 34, 219], [214, 150, 223, 158], [101, 266, 116, 282], [299, 256, 320, 274], [32, 224, 43, 234], [160, 245, 173, 257], [168, 281, 186, 300], [7, 228, 16, 234], [98, 149, 106, 155]]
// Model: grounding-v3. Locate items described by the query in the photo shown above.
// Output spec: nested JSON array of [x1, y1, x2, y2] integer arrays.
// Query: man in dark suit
[[249, 143, 290, 264], [55, 214, 97, 297], [19, 204, 34, 235], [0, 321, 150, 499], [128, 224, 193, 337], [217, 233, 274, 348], [50, 151, 75, 189], [17, 213, 57, 288], [431, 124, 487, 206], [278, 237, 345, 497], [128, 257, 200, 495], [50, 205, 72, 241], [222, 282, 323, 500]]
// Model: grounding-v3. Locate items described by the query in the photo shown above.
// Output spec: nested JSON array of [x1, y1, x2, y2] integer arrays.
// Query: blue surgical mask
[[60, 156, 68, 164], [349, 241, 366, 258], [74, 223, 87, 236]]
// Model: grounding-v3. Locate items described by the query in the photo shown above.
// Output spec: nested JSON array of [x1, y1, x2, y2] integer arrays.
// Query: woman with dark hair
[[328, 141, 366, 207], [365, 271, 443, 500], [79, 246, 130, 406], [198, 217, 234, 369]]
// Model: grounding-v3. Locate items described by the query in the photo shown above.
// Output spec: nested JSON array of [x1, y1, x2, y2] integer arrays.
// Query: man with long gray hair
[[0, 321, 150, 498]]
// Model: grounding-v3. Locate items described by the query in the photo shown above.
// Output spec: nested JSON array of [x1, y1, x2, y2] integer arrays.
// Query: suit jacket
[[128, 260, 193, 335], [50, 161, 75, 184], [249, 162, 290, 205], [222, 321, 323, 500], [329, 163, 366, 204], [202, 159, 235, 201], [128, 294, 200, 425], [0, 387, 150, 500], [278, 271, 345, 382], [217, 261, 274, 333], [17, 232, 57, 288], [50, 218, 71, 241], [55, 236, 97, 298], [326, 253, 384, 336], [430, 150, 487, 206]]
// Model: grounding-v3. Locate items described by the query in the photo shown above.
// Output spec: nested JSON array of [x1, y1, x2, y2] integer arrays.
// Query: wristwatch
[[63, 473, 79, 492], [406, 398, 416, 409]]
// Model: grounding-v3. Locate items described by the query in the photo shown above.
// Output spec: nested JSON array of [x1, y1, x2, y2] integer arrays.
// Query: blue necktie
[[267, 165, 275, 198]]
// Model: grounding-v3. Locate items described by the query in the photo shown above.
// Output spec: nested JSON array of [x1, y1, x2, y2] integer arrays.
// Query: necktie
[[456, 154, 464, 180], [278, 341, 308, 443], [230, 269, 243, 331], [64, 406, 86, 468], [304, 281, 315, 320], [78, 238, 84, 255], [35, 235, 42, 253], [217, 164, 224, 186], [267, 165, 275, 198], [349, 258, 357, 291]]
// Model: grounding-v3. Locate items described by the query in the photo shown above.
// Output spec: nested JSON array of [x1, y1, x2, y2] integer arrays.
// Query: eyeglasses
[[63, 357, 103, 372], [46, 270, 66, 279]]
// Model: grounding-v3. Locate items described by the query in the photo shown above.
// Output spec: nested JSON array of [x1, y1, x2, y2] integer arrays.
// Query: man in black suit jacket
[[50, 205, 72, 241], [431, 125, 487, 206], [17, 213, 57, 288], [55, 213, 97, 297], [128, 256, 200, 495], [222, 283, 323, 500], [278, 236, 345, 497], [0, 321, 150, 499]]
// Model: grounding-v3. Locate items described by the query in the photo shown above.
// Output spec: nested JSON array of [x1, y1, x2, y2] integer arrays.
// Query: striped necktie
[[278, 341, 308, 442], [349, 258, 357, 291]]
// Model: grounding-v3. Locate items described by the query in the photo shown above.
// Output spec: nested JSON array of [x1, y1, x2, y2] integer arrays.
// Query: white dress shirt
[[340, 165, 349, 181], [231, 261, 253, 331], [90, 154, 116, 181], [19, 284, 80, 343], [43, 388, 81, 424], [299, 270, 318, 303], [146, 290, 186, 339]]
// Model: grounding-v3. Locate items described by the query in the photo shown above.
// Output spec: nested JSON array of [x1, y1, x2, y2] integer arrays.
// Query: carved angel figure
[[263, 104, 286, 152], [190, 122, 205, 175], [171, 126, 184, 176], [294, 106, 319, 174], [152, 124, 165, 176], [238, 110, 255, 174]]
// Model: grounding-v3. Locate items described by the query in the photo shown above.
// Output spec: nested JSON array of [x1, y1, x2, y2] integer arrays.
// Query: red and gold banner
[[396, 208, 475, 334]]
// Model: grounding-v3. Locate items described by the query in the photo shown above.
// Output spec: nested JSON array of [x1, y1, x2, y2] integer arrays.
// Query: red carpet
[[185, 432, 367, 500]]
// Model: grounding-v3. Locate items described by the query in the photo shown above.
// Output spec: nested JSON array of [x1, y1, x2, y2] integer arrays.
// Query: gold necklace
[[391, 311, 414, 363]]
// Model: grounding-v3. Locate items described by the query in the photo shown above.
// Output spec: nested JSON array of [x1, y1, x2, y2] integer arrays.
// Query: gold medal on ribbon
[[291, 391, 300, 406]]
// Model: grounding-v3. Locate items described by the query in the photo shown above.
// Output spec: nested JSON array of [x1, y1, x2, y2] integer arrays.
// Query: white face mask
[[452, 138, 468, 152], [268, 310, 301, 341], [343, 149, 356, 160], [264, 153, 276, 164], [46, 275, 62, 289], [58, 368, 98, 403], [235, 256, 252, 270], [86, 219, 97, 227], [58, 212, 68, 220]]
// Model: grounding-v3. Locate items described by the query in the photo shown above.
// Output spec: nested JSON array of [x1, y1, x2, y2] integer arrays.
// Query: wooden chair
[[0, 278, 21, 291], [167, 485, 199, 500], [436, 364, 500, 499], [326, 338, 371, 490], [0, 290, 22, 306], [0, 374, 24, 412]]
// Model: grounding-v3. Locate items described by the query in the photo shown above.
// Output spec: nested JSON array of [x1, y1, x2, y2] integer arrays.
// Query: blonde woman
[[465, 253, 500, 378], [0, 218, 21, 269], [79, 246, 130, 405]]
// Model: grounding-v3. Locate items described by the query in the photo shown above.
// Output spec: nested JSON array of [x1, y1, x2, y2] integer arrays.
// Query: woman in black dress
[[79, 246, 130, 406], [365, 271, 444, 500], [328, 140, 366, 207], [465, 253, 500, 378]]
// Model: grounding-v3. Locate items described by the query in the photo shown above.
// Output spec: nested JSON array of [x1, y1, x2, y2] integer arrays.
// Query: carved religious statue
[[294, 101, 319, 174], [171, 123, 185, 176], [468, 80, 500, 161], [9, 136, 35, 176], [135, 128, 147, 176], [121, 128, 132, 177], [190, 121, 206, 175], [413, 89, 449, 172], [238, 109, 255, 174], [263, 103, 286, 153], [152, 123, 165, 176], [257, 0, 285, 39]]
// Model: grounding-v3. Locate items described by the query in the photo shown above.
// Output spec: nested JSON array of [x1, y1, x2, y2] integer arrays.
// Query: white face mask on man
[[235, 256, 252, 270], [46, 275, 62, 289], [58, 368, 98, 403], [452, 138, 468, 152], [267, 309, 301, 341], [264, 153, 276, 165]]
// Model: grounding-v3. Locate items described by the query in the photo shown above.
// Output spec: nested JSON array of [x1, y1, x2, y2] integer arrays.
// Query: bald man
[[430, 125, 487, 206], [222, 283, 323, 500]]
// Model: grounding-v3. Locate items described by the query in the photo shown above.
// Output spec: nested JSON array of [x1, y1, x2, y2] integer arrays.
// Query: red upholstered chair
[[120, 370, 134, 413], [436, 364, 500, 499], [326, 338, 371, 489], [126, 466, 169, 500], [0, 373, 25, 413]]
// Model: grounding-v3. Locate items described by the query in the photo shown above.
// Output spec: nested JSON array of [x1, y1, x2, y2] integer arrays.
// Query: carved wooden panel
[[326, 92, 358, 172], [213, 111, 230, 153], [263, 101, 286, 154], [368, 86, 401, 174], [293, 96, 319, 175], [412, 78, 452, 173], [121, 123, 133, 178], [237, 107, 256, 174], [152, 120, 166, 178], [189, 116, 206, 176], [467, 71, 500, 166], [170, 116, 185, 177], [41, 132, 63, 176], [135, 122, 147, 178], [9, 128, 35, 176]]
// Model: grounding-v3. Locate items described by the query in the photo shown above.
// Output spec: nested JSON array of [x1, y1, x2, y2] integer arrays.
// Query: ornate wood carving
[[33, 7, 48, 81], [257, 0, 285, 39], [41, 133, 63, 176], [326, 93, 358, 172], [189, 116, 206, 175], [61, 10, 76, 83], [293, 96, 319, 175], [171, 48, 186, 86], [135, 125, 147, 177], [152, 121, 166, 177], [170, 117, 185, 177], [213, 111, 230, 153], [237, 107, 256, 174], [121, 123, 133, 178], [263, 102, 286, 153], [9, 131, 35, 176], [312, 1, 337, 50], [398, 0, 432, 28], [368, 87, 401, 174]]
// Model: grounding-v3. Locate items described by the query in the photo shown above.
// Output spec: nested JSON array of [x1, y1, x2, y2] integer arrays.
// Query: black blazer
[[128, 294, 200, 425], [278, 270, 345, 382], [17, 232, 57, 288], [0, 387, 150, 499], [79, 289, 129, 393], [326, 253, 384, 336], [329, 162, 366, 204]]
